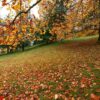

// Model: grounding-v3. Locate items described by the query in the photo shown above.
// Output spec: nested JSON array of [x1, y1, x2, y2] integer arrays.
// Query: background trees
[[0, 0, 99, 50], [39, 0, 99, 40]]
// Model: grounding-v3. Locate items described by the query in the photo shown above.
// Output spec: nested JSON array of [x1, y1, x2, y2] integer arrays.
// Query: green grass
[[0, 35, 98, 58], [0, 35, 100, 99]]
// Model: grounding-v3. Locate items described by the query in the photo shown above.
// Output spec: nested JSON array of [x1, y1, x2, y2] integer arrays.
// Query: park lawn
[[0, 36, 100, 100]]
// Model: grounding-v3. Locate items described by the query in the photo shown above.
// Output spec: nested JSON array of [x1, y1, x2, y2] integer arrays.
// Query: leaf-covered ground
[[0, 36, 100, 100]]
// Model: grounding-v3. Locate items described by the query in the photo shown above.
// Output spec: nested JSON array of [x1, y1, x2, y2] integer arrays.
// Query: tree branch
[[0, 0, 41, 27], [11, 0, 41, 24]]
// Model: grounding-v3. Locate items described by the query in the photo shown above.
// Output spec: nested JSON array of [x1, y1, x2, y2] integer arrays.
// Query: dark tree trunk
[[98, 22, 100, 41], [22, 42, 25, 51], [7, 46, 10, 54], [98, 0, 100, 42]]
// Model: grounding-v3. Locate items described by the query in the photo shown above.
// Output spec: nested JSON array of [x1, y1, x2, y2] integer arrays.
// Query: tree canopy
[[0, 0, 99, 47]]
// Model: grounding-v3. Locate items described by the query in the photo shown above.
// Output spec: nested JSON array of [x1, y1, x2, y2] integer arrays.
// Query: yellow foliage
[[12, 4, 20, 11]]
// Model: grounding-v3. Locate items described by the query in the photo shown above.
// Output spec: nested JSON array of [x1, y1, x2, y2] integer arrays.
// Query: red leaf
[[90, 94, 100, 100]]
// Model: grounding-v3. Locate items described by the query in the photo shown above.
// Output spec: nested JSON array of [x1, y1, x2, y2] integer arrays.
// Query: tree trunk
[[98, 23, 100, 41], [7, 46, 10, 54], [98, 0, 100, 42]]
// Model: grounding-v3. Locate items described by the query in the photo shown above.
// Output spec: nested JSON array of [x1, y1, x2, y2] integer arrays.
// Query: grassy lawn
[[0, 36, 100, 100]]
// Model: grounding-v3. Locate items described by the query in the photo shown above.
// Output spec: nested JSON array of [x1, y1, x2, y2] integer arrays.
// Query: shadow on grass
[[0, 35, 99, 57], [0, 42, 55, 57]]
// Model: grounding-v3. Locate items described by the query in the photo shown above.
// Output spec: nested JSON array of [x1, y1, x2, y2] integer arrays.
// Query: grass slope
[[0, 36, 100, 100]]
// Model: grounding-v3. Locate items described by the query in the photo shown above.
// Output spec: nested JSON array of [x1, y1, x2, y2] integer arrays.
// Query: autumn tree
[[0, 0, 99, 49], [39, 0, 68, 40], [0, 0, 41, 51]]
